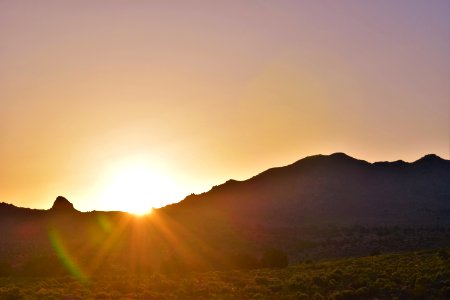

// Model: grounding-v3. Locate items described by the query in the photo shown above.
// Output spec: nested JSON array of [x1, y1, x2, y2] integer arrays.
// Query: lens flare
[[97, 214, 112, 233], [49, 228, 88, 283]]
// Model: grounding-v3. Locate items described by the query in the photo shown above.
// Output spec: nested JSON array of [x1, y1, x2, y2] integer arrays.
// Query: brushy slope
[[0, 248, 448, 299]]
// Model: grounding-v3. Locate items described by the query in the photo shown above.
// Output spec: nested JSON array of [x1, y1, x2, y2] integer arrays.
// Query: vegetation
[[0, 248, 448, 299]]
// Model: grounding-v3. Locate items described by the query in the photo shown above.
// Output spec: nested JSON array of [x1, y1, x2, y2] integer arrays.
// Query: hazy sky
[[1, 1, 449, 212]]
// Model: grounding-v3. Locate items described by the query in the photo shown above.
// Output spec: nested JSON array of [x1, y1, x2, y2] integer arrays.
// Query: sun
[[98, 160, 181, 215]]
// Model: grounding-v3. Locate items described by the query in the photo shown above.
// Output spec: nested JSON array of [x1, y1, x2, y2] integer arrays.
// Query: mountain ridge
[[184, 152, 449, 197], [0, 152, 449, 274], [161, 152, 450, 227], [1, 152, 448, 217]]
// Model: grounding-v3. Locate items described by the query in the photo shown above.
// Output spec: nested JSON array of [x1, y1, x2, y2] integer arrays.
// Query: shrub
[[330, 289, 359, 300], [0, 287, 22, 300], [437, 249, 449, 260], [254, 276, 269, 285], [440, 286, 450, 298], [231, 252, 259, 269], [311, 292, 324, 300], [296, 292, 309, 299]]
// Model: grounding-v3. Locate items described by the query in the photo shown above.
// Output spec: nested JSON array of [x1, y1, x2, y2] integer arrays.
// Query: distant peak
[[415, 154, 445, 164], [50, 196, 77, 212], [225, 179, 239, 184], [299, 152, 355, 162], [329, 152, 353, 159], [319, 152, 361, 164]]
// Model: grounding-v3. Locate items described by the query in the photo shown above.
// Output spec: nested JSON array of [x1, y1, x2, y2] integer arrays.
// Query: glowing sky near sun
[[1, 1, 449, 212]]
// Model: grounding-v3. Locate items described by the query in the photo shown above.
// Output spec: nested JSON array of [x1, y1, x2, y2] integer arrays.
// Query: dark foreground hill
[[157, 152, 450, 263], [0, 153, 449, 276]]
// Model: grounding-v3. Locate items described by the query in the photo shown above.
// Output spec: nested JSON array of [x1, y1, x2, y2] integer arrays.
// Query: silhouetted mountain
[[162, 153, 450, 227], [0, 153, 449, 275], [50, 196, 78, 213]]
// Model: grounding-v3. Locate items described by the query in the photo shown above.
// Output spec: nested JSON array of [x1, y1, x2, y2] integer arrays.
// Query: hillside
[[1, 248, 449, 299], [161, 153, 450, 227], [0, 153, 449, 275]]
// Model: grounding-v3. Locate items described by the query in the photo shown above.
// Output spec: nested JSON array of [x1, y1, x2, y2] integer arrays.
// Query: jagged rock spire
[[50, 196, 77, 212]]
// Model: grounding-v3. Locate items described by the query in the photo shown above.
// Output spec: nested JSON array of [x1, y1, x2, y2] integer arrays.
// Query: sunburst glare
[[97, 159, 182, 214]]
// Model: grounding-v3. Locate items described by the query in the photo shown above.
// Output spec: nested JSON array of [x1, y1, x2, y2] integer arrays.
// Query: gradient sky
[[1, 1, 449, 212]]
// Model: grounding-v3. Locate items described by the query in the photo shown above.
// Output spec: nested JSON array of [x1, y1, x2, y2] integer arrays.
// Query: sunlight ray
[[87, 214, 132, 274], [150, 211, 235, 271]]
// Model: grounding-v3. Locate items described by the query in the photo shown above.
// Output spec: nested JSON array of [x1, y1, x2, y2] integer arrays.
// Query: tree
[[260, 248, 288, 268]]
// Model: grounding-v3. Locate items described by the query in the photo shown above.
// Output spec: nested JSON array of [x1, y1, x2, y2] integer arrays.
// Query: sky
[[1, 1, 449, 212]]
